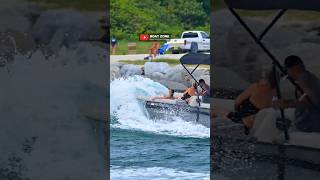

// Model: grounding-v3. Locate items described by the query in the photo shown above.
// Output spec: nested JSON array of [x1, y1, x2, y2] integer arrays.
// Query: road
[[110, 53, 186, 62]]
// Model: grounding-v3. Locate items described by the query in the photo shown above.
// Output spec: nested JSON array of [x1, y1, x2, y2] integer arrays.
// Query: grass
[[112, 41, 169, 55], [28, 0, 106, 11]]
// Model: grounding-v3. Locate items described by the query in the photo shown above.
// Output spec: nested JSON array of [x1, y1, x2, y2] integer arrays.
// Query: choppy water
[[110, 76, 210, 180]]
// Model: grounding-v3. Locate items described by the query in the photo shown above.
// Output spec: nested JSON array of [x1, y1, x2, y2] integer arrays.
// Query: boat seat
[[200, 103, 210, 109], [189, 96, 201, 107], [153, 99, 177, 104], [252, 108, 320, 149], [187, 96, 210, 109]]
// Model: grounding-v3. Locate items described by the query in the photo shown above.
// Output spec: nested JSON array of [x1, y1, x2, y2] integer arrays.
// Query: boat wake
[[111, 166, 209, 180], [110, 76, 209, 138]]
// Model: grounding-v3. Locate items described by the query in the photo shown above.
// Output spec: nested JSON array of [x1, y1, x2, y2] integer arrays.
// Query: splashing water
[[111, 166, 210, 180], [110, 76, 209, 138], [0, 42, 107, 180]]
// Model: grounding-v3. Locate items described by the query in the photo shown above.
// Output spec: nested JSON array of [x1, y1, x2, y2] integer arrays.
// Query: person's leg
[[211, 107, 231, 119], [112, 45, 115, 55], [242, 115, 255, 129], [114, 45, 117, 54]]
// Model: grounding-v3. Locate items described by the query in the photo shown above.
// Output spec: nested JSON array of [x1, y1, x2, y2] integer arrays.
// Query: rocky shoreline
[[0, 2, 106, 66], [111, 61, 210, 92]]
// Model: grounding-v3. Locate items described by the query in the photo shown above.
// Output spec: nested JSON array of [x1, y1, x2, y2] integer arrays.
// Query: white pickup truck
[[167, 31, 210, 54]]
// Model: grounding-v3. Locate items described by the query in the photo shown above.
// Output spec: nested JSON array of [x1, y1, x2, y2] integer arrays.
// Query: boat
[[212, 1, 320, 179], [138, 95, 210, 128], [138, 52, 211, 128]]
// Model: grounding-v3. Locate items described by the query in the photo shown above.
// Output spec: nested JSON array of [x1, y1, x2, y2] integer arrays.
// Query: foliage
[[110, 0, 210, 40]]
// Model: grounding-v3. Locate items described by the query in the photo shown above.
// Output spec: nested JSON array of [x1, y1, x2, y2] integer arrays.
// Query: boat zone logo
[[139, 34, 171, 41]]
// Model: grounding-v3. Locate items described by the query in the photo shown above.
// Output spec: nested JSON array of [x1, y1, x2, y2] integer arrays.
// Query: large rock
[[211, 10, 235, 65], [0, 30, 36, 55], [0, 3, 34, 33], [144, 62, 171, 76], [213, 10, 311, 82], [32, 10, 101, 55], [222, 17, 307, 83], [119, 64, 142, 77], [212, 66, 250, 90], [149, 71, 166, 79], [163, 65, 210, 87], [0, 3, 39, 61], [165, 65, 188, 83], [110, 64, 120, 80]]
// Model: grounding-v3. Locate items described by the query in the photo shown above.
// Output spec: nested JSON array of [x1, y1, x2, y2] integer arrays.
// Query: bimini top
[[180, 53, 211, 65], [225, 0, 320, 11]]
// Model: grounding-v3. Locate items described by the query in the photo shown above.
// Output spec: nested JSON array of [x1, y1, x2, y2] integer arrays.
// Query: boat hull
[[144, 100, 210, 128], [211, 119, 320, 179]]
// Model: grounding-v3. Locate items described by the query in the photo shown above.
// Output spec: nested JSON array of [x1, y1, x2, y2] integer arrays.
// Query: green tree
[[110, 0, 209, 40]]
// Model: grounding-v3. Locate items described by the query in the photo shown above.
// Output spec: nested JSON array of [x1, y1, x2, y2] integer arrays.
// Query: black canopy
[[225, 0, 320, 11], [180, 53, 211, 65]]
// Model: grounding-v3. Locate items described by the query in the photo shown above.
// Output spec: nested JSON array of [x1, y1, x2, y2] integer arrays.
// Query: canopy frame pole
[[227, 6, 290, 139], [226, 6, 292, 180], [259, 9, 287, 40], [272, 64, 289, 140], [226, 6, 311, 103], [190, 64, 200, 75], [181, 63, 205, 92], [181, 63, 204, 122]]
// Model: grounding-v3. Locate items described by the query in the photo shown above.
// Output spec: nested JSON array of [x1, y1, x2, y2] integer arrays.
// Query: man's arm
[[299, 80, 317, 106], [234, 84, 254, 108]]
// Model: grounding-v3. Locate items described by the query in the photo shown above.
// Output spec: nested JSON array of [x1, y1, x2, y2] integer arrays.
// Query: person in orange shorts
[[179, 83, 198, 103]]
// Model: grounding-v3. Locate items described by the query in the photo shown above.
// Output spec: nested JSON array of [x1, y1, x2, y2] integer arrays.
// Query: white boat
[[212, 1, 320, 179], [137, 95, 210, 128], [212, 99, 320, 179], [138, 52, 211, 127]]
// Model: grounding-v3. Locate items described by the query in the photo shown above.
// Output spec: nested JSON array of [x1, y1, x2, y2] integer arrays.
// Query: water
[[110, 76, 210, 179], [0, 42, 107, 179]]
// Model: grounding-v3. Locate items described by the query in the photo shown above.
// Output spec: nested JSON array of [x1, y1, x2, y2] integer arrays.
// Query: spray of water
[[111, 166, 210, 180], [110, 76, 210, 138], [0, 42, 107, 180]]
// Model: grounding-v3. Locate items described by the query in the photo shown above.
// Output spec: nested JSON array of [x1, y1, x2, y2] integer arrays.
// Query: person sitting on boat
[[212, 69, 277, 134], [273, 55, 320, 132], [151, 89, 176, 100], [180, 83, 198, 103], [198, 79, 210, 103]]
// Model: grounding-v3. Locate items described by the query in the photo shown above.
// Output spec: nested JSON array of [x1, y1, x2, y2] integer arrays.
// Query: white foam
[[0, 42, 107, 179], [110, 76, 210, 138], [111, 166, 209, 180]]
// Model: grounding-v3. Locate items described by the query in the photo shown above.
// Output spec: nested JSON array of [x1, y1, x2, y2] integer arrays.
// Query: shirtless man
[[180, 83, 198, 102], [213, 70, 276, 134]]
